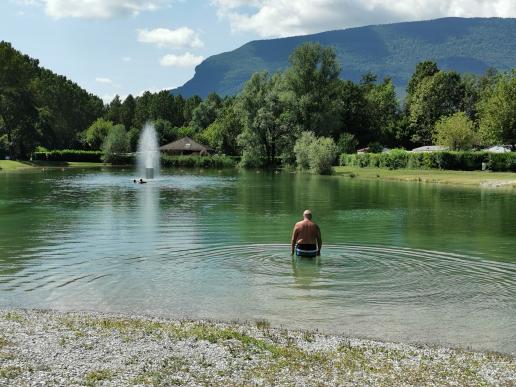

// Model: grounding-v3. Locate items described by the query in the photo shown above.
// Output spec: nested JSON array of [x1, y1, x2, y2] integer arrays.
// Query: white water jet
[[137, 123, 160, 179]]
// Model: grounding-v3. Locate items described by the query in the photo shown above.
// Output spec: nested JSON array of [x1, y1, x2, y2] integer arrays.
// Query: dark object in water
[[295, 244, 318, 257]]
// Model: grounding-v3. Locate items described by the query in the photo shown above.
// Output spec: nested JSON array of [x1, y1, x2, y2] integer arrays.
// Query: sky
[[1, 0, 514, 103]]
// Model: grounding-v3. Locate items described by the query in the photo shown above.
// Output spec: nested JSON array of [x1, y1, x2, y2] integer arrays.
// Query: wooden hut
[[159, 137, 212, 156]]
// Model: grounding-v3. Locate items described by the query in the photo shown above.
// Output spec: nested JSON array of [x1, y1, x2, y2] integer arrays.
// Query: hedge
[[161, 154, 236, 168], [340, 150, 516, 172], [33, 150, 103, 162]]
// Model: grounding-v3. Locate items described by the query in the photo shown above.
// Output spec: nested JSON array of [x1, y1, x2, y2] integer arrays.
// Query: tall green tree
[[478, 71, 516, 146], [189, 93, 222, 132], [236, 72, 297, 167], [405, 60, 439, 112], [120, 94, 136, 130], [433, 112, 478, 150], [408, 71, 465, 145], [285, 42, 342, 137]]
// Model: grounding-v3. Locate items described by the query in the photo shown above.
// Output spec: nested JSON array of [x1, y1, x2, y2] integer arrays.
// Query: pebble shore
[[0, 309, 514, 386]]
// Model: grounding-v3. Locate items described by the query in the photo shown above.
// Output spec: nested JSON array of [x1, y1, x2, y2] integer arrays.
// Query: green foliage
[[340, 150, 507, 171], [85, 118, 113, 150], [127, 127, 140, 152], [161, 154, 236, 168], [32, 150, 103, 162], [101, 124, 129, 164], [408, 70, 465, 145], [478, 71, 516, 146], [153, 119, 177, 146], [433, 112, 479, 150], [337, 133, 359, 154], [236, 72, 297, 167], [285, 42, 342, 137], [189, 93, 222, 132], [308, 136, 338, 174], [368, 142, 384, 153], [198, 104, 241, 155], [293, 131, 316, 170]]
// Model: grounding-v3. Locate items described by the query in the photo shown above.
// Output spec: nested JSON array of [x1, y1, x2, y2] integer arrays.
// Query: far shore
[[335, 166, 516, 189], [0, 309, 514, 385]]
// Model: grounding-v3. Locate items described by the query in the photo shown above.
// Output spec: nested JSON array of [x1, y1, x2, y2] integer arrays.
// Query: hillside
[[173, 17, 516, 98]]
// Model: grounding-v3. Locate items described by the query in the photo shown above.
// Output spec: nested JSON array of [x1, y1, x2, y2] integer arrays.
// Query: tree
[[85, 118, 113, 150], [433, 112, 478, 150], [405, 60, 439, 112], [285, 42, 342, 137], [478, 71, 516, 146], [102, 124, 129, 163], [408, 71, 465, 145], [106, 95, 122, 123], [153, 118, 178, 145], [199, 104, 242, 155], [363, 77, 399, 146], [293, 131, 316, 169], [120, 95, 136, 130], [189, 93, 222, 132], [236, 72, 297, 167]]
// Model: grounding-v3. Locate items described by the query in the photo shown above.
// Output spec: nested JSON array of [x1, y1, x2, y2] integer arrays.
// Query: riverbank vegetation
[[1, 40, 515, 173]]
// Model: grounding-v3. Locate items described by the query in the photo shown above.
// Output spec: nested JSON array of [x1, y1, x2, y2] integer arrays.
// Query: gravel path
[[0, 309, 514, 386]]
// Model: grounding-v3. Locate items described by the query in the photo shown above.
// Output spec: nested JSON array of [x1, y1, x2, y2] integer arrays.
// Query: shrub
[[294, 131, 316, 170], [488, 153, 516, 172], [340, 151, 501, 171], [32, 150, 103, 162], [101, 125, 129, 164], [161, 154, 236, 168], [368, 142, 383, 153], [433, 112, 479, 150], [85, 118, 113, 150], [308, 137, 338, 175], [337, 132, 358, 154]]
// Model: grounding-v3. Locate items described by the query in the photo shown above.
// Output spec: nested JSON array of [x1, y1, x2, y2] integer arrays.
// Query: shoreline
[[335, 166, 516, 189], [1, 309, 514, 385]]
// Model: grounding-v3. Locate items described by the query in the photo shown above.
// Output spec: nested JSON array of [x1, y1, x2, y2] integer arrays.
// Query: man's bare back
[[291, 210, 322, 256]]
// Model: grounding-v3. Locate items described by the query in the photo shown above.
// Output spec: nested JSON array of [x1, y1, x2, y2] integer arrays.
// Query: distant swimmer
[[291, 209, 322, 257], [139, 178, 147, 184], [133, 179, 137, 183]]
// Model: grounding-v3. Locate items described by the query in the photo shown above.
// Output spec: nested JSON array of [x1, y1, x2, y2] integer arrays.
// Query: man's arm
[[290, 225, 299, 255], [316, 225, 322, 255]]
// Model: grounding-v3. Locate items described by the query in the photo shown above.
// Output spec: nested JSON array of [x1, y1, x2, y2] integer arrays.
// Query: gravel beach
[[0, 309, 514, 386]]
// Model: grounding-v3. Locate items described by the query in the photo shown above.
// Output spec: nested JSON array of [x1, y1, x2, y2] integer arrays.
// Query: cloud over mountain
[[213, 0, 516, 37]]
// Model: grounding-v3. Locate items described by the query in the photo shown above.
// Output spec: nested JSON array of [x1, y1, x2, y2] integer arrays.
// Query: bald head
[[303, 209, 312, 220]]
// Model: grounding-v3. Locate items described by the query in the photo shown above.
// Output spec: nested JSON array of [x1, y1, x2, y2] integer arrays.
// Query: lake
[[0, 168, 515, 354]]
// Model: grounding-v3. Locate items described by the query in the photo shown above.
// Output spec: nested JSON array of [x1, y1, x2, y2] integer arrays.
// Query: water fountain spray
[[137, 123, 160, 179]]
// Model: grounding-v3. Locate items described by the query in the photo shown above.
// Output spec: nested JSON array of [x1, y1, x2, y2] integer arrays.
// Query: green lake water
[[0, 168, 515, 353]]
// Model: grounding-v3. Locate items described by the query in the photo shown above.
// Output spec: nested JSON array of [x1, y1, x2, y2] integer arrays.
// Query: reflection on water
[[0, 169, 515, 354]]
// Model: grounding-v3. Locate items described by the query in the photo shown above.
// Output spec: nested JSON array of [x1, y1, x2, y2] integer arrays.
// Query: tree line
[[1, 40, 515, 167]]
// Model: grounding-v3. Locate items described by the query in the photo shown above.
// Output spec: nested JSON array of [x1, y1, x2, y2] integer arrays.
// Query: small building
[[411, 145, 449, 153], [483, 145, 512, 153], [159, 137, 212, 156]]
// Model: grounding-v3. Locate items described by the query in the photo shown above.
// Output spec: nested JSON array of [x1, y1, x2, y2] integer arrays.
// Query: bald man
[[291, 210, 322, 257]]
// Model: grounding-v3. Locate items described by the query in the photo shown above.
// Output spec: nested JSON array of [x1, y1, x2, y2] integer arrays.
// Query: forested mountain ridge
[[173, 17, 516, 98]]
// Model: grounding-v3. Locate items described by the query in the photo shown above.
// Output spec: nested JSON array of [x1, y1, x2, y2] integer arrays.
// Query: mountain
[[173, 17, 516, 98]]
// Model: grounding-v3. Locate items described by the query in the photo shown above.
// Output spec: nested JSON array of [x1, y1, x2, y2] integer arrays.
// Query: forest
[[1, 40, 515, 168]]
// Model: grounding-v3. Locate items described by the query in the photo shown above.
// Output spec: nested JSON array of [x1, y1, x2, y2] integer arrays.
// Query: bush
[[488, 153, 516, 172], [294, 131, 316, 170], [161, 154, 236, 168], [433, 112, 479, 150], [32, 150, 103, 162], [340, 150, 504, 171], [102, 125, 129, 164], [308, 137, 338, 175], [337, 132, 358, 154]]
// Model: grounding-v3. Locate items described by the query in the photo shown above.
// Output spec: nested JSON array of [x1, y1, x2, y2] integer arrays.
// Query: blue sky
[[1, 0, 514, 103]]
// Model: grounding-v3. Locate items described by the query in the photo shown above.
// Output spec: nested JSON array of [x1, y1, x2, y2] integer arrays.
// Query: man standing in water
[[291, 209, 322, 257]]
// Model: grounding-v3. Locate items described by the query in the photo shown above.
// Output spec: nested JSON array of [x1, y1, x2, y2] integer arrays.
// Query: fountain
[[137, 123, 160, 179]]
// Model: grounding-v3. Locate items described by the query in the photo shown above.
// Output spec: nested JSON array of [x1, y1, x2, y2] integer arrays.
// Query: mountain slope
[[173, 17, 516, 98]]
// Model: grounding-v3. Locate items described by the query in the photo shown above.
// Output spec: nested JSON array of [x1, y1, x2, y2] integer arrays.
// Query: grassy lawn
[[335, 166, 516, 188], [0, 160, 106, 171]]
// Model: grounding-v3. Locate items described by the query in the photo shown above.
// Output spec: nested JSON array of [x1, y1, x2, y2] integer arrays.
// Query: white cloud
[[138, 27, 204, 48], [212, 0, 516, 37], [160, 52, 204, 67], [96, 77, 114, 84], [38, 0, 172, 19]]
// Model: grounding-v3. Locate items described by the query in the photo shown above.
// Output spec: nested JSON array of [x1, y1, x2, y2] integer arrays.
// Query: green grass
[[0, 160, 106, 172], [335, 166, 516, 187]]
